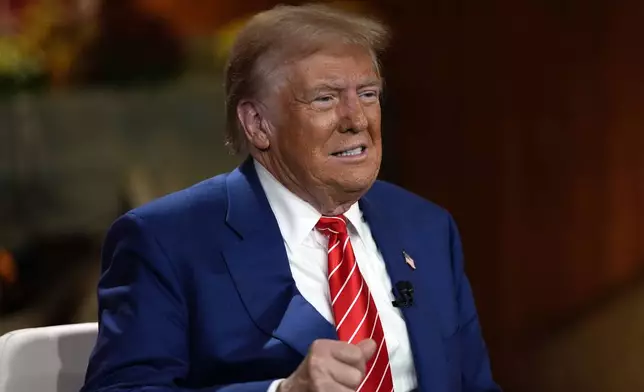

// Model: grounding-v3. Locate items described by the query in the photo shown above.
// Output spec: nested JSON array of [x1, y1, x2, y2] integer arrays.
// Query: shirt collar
[[254, 160, 366, 247], [344, 202, 366, 239]]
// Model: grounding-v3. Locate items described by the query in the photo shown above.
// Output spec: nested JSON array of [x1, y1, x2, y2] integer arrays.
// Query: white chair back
[[0, 323, 97, 392]]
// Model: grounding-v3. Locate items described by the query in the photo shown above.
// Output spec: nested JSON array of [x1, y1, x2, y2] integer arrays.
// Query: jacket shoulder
[[102, 172, 233, 275], [127, 173, 229, 226]]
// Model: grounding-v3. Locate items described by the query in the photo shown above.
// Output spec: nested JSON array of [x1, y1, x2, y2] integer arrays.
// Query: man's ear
[[237, 100, 271, 150]]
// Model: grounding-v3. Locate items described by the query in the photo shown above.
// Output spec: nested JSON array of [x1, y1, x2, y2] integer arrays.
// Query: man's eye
[[360, 91, 379, 100], [315, 95, 334, 102], [312, 95, 336, 108]]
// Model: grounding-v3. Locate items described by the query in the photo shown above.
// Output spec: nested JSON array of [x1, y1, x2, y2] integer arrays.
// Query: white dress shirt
[[255, 161, 417, 392]]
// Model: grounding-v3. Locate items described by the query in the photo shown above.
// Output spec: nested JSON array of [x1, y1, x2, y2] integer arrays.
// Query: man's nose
[[339, 96, 368, 133]]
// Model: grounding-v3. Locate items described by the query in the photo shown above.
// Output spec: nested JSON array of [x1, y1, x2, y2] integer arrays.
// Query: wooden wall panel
[[374, 0, 644, 386], [604, 1, 644, 285]]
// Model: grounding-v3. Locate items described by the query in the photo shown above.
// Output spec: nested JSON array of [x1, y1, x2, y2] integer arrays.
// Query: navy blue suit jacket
[[82, 158, 500, 392]]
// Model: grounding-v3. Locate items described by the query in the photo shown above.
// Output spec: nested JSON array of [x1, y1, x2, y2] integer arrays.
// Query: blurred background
[[0, 0, 642, 391]]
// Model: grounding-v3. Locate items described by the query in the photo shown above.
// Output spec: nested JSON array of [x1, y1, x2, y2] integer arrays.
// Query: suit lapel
[[360, 192, 449, 392], [222, 158, 336, 357]]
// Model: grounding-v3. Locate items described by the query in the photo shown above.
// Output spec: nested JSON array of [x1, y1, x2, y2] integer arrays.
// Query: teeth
[[336, 147, 363, 157]]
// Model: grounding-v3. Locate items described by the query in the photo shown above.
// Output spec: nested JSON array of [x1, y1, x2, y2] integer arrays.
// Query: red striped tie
[[316, 215, 394, 392]]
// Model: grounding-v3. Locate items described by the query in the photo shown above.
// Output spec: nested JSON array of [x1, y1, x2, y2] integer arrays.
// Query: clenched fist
[[278, 339, 377, 392]]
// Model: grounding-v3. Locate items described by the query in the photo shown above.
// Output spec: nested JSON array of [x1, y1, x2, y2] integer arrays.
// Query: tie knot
[[315, 215, 348, 236]]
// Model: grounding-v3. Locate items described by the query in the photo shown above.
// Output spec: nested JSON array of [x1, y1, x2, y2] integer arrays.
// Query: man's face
[[265, 48, 383, 204]]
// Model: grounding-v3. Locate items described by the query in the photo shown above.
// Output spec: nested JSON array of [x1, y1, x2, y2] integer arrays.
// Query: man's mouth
[[331, 146, 366, 157]]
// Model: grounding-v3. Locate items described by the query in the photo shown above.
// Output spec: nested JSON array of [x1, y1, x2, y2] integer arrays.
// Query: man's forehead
[[292, 50, 378, 77]]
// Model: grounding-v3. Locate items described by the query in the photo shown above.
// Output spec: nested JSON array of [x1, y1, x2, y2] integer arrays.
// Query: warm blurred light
[[0, 0, 98, 85], [138, 0, 373, 36], [0, 249, 17, 285], [211, 1, 375, 61], [137, 0, 250, 36], [213, 17, 248, 62]]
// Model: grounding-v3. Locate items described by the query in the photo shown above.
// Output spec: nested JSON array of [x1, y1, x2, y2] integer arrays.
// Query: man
[[82, 4, 500, 392]]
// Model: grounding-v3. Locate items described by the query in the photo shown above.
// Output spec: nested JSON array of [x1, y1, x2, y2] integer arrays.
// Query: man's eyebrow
[[308, 79, 383, 92], [308, 81, 344, 92]]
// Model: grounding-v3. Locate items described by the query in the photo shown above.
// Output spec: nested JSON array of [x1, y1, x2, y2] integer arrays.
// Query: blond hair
[[223, 3, 390, 154]]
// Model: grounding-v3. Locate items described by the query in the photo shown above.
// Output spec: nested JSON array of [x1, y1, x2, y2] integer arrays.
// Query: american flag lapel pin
[[403, 250, 416, 270]]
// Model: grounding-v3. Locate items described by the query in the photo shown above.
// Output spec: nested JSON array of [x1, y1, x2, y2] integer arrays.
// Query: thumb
[[356, 339, 377, 360]]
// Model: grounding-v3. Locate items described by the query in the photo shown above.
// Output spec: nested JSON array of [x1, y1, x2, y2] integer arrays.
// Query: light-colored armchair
[[0, 323, 97, 392]]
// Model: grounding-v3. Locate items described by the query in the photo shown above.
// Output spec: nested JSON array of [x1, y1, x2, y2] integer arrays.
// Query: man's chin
[[335, 170, 379, 194]]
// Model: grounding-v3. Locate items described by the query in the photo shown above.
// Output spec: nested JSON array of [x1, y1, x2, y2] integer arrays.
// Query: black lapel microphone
[[392, 281, 414, 308]]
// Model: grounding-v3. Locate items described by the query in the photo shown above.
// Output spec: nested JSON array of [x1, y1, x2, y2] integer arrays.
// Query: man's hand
[[278, 339, 377, 392]]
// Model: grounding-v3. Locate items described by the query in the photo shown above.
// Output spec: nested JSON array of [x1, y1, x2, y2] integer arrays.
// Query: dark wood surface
[[372, 0, 644, 387]]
